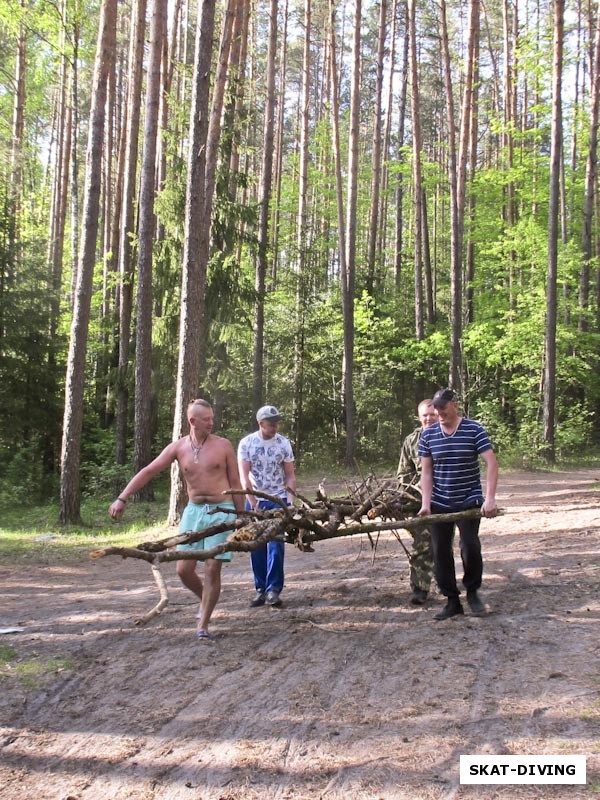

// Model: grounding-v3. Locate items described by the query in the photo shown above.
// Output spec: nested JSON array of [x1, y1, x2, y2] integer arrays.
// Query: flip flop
[[196, 630, 215, 641]]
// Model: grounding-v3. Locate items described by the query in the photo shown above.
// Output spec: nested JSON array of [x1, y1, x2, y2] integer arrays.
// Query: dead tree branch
[[134, 563, 169, 625], [93, 477, 502, 624]]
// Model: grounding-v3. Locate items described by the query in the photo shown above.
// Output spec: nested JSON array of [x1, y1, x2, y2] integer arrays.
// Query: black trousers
[[429, 507, 482, 599]]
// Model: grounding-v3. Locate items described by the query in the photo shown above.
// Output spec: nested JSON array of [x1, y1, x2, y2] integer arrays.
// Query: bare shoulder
[[172, 434, 190, 451], [211, 434, 235, 453], [170, 435, 192, 458]]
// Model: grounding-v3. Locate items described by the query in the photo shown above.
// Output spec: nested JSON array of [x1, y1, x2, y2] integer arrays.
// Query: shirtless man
[[109, 399, 244, 639]]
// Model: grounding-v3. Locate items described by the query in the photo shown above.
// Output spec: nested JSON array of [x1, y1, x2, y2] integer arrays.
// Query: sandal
[[196, 630, 215, 641]]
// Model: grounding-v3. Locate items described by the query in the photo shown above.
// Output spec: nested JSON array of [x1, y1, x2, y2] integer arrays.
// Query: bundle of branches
[[331, 472, 423, 520], [91, 476, 497, 625]]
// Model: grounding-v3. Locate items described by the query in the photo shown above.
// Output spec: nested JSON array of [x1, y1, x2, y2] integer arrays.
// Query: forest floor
[[0, 468, 599, 800]]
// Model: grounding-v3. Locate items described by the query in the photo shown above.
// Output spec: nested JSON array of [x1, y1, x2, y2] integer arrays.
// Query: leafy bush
[[0, 446, 58, 506]]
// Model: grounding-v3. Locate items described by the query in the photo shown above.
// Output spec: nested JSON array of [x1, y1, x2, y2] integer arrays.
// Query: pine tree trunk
[[366, 0, 387, 295], [104, 55, 127, 426], [59, 0, 117, 524], [70, 7, 80, 309], [134, 0, 167, 499], [465, 19, 480, 326], [115, 0, 148, 467], [343, 0, 361, 467], [168, 0, 217, 524], [9, 0, 26, 268], [203, 0, 237, 233], [329, 0, 346, 282], [378, 0, 398, 287], [221, 0, 250, 202], [394, 2, 409, 291], [252, 0, 278, 412], [98, 41, 116, 428], [45, 11, 72, 472], [408, 0, 424, 340], [292, 0, 311, 456], [271, 0, 289, 288], [503, 0, 517, 306], [579, 3, 600, 332], [542, 0, 564, 462]]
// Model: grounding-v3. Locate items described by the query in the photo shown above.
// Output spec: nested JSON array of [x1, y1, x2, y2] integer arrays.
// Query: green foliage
[[0, 0, 598, 506], [79, 423, 133, 497], [0, 447, 58, 506]]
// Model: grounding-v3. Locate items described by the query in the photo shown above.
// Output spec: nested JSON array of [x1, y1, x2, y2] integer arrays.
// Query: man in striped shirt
[[418, 388, 499, 620]]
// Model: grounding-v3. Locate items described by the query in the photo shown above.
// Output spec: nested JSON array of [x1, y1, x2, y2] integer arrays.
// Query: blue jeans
[[249, 499, 286, 594]]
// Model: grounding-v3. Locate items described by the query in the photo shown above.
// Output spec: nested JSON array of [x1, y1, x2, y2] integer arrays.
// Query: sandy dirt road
[[0, 469, 599, 800]]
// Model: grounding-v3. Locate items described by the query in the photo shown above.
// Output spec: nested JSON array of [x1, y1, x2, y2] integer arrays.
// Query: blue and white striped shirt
[[418, 418, 493, 511]]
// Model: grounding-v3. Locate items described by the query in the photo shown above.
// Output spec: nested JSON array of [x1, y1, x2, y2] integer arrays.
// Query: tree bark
[[69, 4, 80, 308], [408, 0, 424, 340], [342, 0, 361, 467], [204, 0, 237, 232], [60, 0, 118, 523], [271, 0, 289, 288], [542, 0, 564, 462], [168, 0, 217, 524], [45, 12, 72, 471], [465, 10, 480, 326], [252, 0, 278, 411], [394, 2, 409, 291], [134, 0, 167, 498], [366, 0, 387, 295], [292, 0, 311, 456], [8, 0, 27, 270], [115, 0, 148, 466], [502, 0, 517, 306], [329, 0, 347, 286], [579, 1, 600, 332]]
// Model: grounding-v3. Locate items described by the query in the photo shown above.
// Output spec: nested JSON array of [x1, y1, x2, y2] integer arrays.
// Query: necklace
[[441, 427, 458, 438], [189, 434, 208, 463], [441, 418, 461, 438]]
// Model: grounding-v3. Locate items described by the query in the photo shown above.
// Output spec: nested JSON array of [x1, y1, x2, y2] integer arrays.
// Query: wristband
[[116, 497, 127, 504]]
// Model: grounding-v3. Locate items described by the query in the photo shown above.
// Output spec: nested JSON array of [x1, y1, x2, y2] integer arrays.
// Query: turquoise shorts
[[177, 501, 236, 562]]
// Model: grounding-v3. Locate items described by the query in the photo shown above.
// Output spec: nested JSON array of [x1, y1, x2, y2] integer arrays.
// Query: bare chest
[[177, 438, 226, 481]]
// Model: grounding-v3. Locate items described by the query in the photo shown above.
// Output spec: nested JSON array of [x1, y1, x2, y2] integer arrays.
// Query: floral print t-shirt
[[237, 431, 295, 498]]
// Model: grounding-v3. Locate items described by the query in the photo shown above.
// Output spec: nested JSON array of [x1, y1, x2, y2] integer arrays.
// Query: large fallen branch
[[91, 477, 501, 624]]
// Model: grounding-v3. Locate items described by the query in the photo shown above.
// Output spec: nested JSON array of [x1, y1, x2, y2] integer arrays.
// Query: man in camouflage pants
[[397, 399, 436, 605]]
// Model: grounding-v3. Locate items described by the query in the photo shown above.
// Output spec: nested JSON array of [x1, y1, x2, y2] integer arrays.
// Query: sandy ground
[[0, 468, 599, 800]]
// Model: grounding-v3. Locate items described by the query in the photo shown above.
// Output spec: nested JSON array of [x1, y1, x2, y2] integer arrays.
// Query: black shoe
[[467, 591, 486, 616], [409, 588, 428, 606], [434, 598, 464, 620], [250, 590, 266, 607], [265, 590, 282, 608]]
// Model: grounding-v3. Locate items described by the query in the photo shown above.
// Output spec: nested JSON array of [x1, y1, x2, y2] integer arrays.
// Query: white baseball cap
[[256, 405, 281, 423]]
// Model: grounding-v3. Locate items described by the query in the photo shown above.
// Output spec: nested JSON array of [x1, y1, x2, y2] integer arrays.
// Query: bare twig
[[286, 485, 318, 509], [134, 563, 169, 625], [224, 488, 291, 513]]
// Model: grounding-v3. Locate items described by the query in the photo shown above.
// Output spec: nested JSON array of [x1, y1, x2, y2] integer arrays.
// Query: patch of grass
[[0, 653, 75, 688], [0, 490, 172, 565], [0, 644, 17, 664]]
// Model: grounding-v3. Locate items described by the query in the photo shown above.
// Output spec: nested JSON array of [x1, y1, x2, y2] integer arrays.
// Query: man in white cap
[[238, 405, 296, 607]]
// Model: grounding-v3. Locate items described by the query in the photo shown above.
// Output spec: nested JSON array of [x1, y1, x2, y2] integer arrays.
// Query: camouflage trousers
[[408, 525, 434, 592]]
